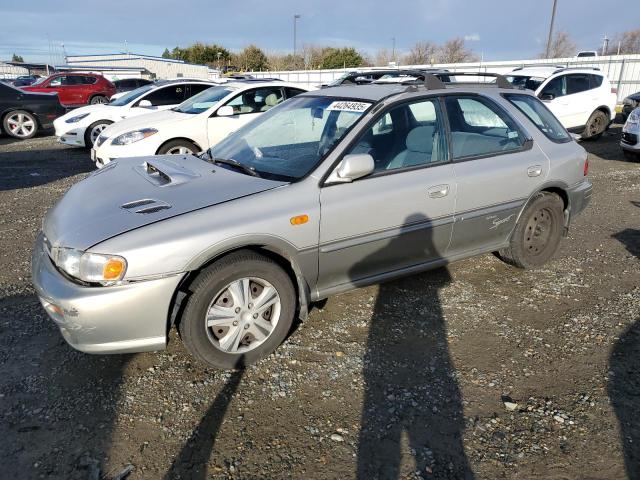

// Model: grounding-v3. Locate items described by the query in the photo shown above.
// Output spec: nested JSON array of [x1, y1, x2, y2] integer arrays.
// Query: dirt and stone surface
[[0, 126, 638, 480]]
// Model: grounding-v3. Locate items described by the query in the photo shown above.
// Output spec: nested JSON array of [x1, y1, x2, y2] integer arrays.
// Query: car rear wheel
[[157, 139, 199, 155], [623, 150, 640, 162], [89, 95, 108, 105], [84, 120, 113, 147], [179, 250, 296, 369], [497, 192, 564, 269], [582, 110, 608, 140], [3, 110, 38, 139]]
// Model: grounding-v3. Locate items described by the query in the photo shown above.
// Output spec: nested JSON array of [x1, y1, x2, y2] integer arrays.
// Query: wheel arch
[[167, 237, 314, 336], [155, 137, 203, 155], [513, 182, 571, 235]]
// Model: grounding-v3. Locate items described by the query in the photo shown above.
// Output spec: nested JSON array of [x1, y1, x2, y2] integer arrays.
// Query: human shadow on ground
[[609, 204, 640, 480], [352, 214, 474, 479], [164, 361, 245, 480]]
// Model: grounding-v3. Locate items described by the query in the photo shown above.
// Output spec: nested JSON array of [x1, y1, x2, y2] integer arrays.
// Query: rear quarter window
[[503, 93, 571, 143]]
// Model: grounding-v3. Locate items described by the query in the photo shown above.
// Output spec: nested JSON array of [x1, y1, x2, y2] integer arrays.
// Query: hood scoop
[[134, 158, 201, 187], [121, 198, 172, 214]]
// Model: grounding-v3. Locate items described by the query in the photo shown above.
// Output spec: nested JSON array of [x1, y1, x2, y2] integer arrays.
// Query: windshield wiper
[[211, 157, 260, 177]]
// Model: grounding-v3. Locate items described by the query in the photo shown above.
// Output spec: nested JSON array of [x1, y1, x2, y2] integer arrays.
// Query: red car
[[22, 73, 116, 107]]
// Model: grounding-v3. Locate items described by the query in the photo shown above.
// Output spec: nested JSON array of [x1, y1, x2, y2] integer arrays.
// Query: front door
[[318, 97, 456, 293]]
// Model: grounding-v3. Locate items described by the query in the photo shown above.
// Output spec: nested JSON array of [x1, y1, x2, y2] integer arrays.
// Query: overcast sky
[[0, 0, 636, 64]]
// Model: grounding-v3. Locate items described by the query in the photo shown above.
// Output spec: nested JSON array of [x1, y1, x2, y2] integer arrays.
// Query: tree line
[[161, 29, 640, 72]]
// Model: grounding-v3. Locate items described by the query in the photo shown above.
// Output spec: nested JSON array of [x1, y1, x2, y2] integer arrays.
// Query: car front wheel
[[84, 120, 113, 147], [497, 192, 564, 269], [179, 250, 296, 369], [582, 110, 608, 140], [157, 139, 199, 155], [3, 110, 38, 139]]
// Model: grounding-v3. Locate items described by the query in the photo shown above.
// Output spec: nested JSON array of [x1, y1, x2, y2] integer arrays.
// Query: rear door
[[207, 86, 284, 146], [445, 94, 549, 255], [318, 97, 456, 292]]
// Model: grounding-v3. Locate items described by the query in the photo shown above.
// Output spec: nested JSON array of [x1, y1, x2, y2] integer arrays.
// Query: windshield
[[505, 75, 545, 91], [109, 84, 155, 106], [209, 96, 371, 180], [174, 86, 233, 114]]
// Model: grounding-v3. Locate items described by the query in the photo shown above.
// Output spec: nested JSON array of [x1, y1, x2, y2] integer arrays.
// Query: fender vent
[[121, 199, 172, 214]]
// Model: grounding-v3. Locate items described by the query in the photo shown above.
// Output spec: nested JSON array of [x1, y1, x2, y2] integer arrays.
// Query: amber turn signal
[[290, 214, 309, 225], [103, 258, 126, 280]]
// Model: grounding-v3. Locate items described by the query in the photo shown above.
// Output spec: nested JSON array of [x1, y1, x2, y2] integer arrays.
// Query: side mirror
[[217, 105, 235, 117], [539, 93, 555, 101], [138, 99, 152, 108], [335, 154, 375, 182]]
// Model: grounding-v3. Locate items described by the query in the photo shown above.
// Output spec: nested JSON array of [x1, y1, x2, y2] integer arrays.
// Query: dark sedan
[[11, 75, 41, 87], [112, 78, 153, 95], [1, 81, 66, 139]]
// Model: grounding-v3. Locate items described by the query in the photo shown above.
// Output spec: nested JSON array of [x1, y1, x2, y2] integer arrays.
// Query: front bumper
[[31, 233, 184, 354], [54, 119, 86, 147], [93, 136, 157, 168], [567, 180, 592, 220]]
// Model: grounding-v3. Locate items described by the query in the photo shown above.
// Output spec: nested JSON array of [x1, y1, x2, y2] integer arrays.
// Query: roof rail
[[552, 66, 601, 74], [444, 72, 513, 89]]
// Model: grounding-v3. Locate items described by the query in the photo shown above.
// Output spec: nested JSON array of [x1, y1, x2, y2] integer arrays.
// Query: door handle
[[428, 184, 449, 198], [527, 165, 542, 177]]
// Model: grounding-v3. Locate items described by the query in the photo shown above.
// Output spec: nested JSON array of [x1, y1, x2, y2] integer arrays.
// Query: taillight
[[611, 87, 618, 94], [583, 157, 589, 176]]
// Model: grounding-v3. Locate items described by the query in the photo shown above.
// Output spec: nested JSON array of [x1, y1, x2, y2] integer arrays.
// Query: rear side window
[[285, 87, 306, 99], [590, 74, 603, 88], [187, 83, 213, 97], [80, 76, 97, 85], [141, 85, 185, 106], [503, 93, 571, 143], [444, 96, 525, 159], [566, 74, 591, 95]]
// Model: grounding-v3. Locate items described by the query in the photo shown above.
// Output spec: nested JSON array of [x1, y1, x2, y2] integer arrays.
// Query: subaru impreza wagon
[[32, 74, 592, 369]]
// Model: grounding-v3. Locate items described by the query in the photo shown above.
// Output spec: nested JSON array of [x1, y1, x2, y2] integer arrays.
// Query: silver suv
[[32, 75, 592, 369]]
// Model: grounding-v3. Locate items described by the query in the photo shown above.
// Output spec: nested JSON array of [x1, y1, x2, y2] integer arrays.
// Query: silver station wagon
[[32, 74, 592, 369]]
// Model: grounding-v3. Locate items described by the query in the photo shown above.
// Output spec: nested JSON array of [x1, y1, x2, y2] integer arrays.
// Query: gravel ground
[[0, 126, 638, 480]]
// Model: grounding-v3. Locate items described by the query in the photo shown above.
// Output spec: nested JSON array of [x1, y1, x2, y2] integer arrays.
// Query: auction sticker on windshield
[[326, 101, 371, 112]]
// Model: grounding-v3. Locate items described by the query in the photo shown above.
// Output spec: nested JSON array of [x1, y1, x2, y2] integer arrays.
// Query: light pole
[[391, 37, 396, 65], [545, 0, 558, 58], [293, 14, 301, 61]]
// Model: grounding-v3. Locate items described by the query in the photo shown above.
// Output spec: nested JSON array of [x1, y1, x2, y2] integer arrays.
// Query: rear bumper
[[568, 180, 592, 220], [31, 233, 184, 354]]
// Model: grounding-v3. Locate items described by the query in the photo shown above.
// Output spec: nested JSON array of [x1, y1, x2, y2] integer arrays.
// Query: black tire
[[582, 110, 608, 140], [89, 95, 108, 105], [179, 250, 296, 369], [84, 120, 113, 147], [623, 150, 640, 162], [157, 139, 200, 155], [498, 192, 564, 269], [2, 110, 38, 139]]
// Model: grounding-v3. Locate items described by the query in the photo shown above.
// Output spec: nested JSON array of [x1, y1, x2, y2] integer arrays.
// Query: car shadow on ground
[[0, 145, 93, 191], [608, 203, 640, 480], [579, 124, 628, 162], [0, 293, 131, 479], [350, 214, 475, 479]]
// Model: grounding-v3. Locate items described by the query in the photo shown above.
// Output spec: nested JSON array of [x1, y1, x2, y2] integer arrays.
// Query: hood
[[59, 103, 107, 120], [100, 109, 192, 137], [43, 155, 287, 250]]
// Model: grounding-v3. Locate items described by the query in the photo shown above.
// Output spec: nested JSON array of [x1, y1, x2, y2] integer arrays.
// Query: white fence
[[249, 54, 640, 102]]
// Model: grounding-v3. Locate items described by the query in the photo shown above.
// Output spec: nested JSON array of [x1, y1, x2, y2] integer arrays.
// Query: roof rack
[[552, 66, 600, 74], [437, 72, 513, 89], [512, 64, 566, 71]]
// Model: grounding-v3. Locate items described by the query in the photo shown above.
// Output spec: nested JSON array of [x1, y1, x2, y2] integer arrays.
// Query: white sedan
[[54, 80, 215, 147], [91, 81, 310, 167]]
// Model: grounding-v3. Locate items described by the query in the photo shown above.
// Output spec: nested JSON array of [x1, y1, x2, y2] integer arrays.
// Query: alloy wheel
[[166, 146, 194, 155], [89, 124, 109, 145], [6, 113, 35, 138]]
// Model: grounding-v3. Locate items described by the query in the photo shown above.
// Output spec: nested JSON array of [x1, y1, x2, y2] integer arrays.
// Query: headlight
[[111, 128, 157, 146], [65, 112, 90, 123], [51, 247, 127, 284]]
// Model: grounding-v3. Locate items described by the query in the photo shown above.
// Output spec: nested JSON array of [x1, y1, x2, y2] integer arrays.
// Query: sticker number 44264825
[[326, 101, 371, 113]]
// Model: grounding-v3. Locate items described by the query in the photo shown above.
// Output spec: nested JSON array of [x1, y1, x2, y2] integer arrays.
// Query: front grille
[[622, 132, 638, 146]]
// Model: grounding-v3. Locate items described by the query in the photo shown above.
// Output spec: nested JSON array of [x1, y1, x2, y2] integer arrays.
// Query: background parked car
[[92, 81, 309, 166], [324, 69, 451, 87], [621, 91, 640, 122], [620, 106, 640, 160], [21, 73, 116, 107], [505, 67, 617, 140], [0, 81, 66, 139], [10, 75, 41, 87], [55, 80, 216, 147]]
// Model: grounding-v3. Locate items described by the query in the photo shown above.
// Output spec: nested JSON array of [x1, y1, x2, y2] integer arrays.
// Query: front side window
[[445, 96, 525, 159], [503, 93, 571, 143], [225, 87, 284, 115], [566, 74, 591, 95], [173, 86, 233, 114], [540, 75, 566, 99], [110, 84, 155, 106], [140, 85, 185, 106], [210, 96, 370, 180], [49, 76, 65, 87], [346, 98, 448, 172]]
